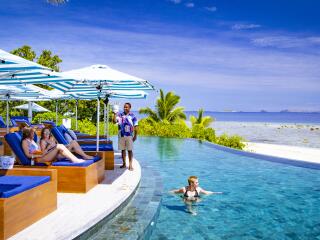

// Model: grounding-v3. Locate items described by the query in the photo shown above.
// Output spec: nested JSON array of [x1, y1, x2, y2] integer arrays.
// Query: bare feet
[[129, 166, 134, 171], [74, 158, 85, 163], [120, 164, 126, 168]]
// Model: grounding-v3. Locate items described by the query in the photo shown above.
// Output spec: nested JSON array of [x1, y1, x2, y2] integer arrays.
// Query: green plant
[[138, 118, 191, 138], [33, 112, 63, 125], [139, 89, 186, 123], [190, 108, 214, 128], [215, 133, 245, 150]]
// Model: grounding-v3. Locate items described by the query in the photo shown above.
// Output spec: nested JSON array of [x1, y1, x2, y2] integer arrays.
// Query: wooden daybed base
[[0, 168, 57, 240], [16, 158, 105, 193]]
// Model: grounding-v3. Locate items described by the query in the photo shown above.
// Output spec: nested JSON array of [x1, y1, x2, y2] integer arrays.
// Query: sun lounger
[[0, 168, 57, 240], [51, 126, 114, 170], [4, 132, 105, 193], [10, 116, 44, 129]]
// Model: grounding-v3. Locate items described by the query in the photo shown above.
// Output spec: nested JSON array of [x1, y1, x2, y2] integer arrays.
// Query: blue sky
[[0, 0, 320, 111]]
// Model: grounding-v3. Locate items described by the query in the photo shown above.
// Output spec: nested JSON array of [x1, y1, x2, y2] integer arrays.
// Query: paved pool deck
[[9, 155, 141, 240]]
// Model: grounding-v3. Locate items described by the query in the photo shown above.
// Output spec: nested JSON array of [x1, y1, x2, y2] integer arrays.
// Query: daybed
[[51, 125, 114, 170], [5, 132, 105, 193], [0, 168, 57, 240]]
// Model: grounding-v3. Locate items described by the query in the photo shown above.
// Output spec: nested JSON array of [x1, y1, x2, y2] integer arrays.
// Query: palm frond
[[167, 107, 186, 122], [139, 107, 159, 122], [202, 116, 214, 128]]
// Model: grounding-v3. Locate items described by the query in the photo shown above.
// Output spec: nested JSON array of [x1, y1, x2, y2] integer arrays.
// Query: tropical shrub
[[33, 112, 63, 125], [138, 118, 191, 138], [191, 125, 216, 142], [215, 133, 245, 150]]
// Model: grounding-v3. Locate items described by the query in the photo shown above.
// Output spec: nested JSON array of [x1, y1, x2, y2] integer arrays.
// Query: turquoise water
[[133, 137, 320, 239]]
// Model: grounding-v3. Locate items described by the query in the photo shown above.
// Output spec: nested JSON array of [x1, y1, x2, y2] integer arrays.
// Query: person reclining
[[39, 127, 94, 160], [21, 127, 84, 164]]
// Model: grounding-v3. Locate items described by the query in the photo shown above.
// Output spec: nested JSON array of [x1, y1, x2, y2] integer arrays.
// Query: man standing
[[113, 103, 138, 171]]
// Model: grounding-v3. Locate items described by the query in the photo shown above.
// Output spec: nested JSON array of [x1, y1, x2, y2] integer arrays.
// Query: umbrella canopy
[[48, 64, 154, 94], [0, 49, 75, 85], [14, 102, 50, 112], [70, 90, 148, 100], [0, 49, 50, 73]]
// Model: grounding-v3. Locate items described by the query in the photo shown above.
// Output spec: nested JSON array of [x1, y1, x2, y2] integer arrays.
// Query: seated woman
[[21, 127, 84, 164], [40, 127, 94, 160]]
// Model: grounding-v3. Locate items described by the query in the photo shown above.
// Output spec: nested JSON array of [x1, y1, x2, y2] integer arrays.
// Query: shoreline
[[210, 121, 320, 149]]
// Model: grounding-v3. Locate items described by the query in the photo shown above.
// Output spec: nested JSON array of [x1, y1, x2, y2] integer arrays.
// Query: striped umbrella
[[48, 64, 154, 93], [48, 64, 154, 150], [0, 49, 75, 85], [0, 84, 53, 132]]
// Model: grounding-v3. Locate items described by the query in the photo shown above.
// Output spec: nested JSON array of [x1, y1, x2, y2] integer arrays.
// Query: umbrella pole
[[6, 95, 9, 134], [107, 103, 110, 141], [103, 103, 107, 137], [28, 101, 33, 123], [96, 98, 100, 152], [55, 101, 58, 125], [75, 100, 78, 130]]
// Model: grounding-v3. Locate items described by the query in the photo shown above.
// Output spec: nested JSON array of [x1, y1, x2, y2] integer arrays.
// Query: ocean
[[133, 111, 320, 124]]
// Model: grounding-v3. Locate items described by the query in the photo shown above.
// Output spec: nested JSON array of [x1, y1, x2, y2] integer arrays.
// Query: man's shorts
[[118, 136, 134, 151]]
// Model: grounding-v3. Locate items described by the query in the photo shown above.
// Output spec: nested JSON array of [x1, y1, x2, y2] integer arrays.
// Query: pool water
[[132, 137, 320, 240]]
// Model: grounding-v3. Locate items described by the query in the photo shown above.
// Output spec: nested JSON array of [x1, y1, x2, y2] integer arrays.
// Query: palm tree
[[139, 89, 186, 123], [190, 108, 214, 128]]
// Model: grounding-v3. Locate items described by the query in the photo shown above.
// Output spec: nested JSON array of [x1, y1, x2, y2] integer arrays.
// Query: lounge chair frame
[[15, 159, 105, 193]]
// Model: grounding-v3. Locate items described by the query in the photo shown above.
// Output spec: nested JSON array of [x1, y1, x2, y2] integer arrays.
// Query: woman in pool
[[39, 127, 94, 160], [21, 127, 84, 164], [171, 176, 221, 198], [171, 176, 222, 215]]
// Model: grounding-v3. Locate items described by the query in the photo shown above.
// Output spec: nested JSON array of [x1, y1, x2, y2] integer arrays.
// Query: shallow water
[[133, 137, 320, 240]]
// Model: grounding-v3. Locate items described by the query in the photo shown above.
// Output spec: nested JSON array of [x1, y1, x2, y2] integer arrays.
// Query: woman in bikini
[[39, 127, 94, 160], [21, 127, 84, 164], [171, 176, 222, 215]]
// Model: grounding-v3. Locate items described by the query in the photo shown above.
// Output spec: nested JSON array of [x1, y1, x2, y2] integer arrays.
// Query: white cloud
[[252, 36, 320, 48], [232, 23, 261, 30], [185, 2, 194, 8], [169, 0, 181, 4], [1, 18, 319, 111], [205, 6, 217, 12]]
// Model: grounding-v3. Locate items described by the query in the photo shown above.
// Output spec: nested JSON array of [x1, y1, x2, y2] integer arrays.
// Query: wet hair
[[22, 127, 35, 141], [124, 102, 131, 108], [188, 176, 198, 186]]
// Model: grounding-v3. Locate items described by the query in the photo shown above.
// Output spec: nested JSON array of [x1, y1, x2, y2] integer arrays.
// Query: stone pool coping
[[9, 158, 141, 240], [80, 154, 163, 240]]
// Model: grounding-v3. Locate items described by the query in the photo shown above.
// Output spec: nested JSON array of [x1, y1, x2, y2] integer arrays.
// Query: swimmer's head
[[188, 176, 199, 186]]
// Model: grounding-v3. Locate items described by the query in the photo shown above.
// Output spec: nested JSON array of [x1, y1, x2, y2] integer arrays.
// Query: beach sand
[[244, 142, 320, 164], [211, 121, 320, 163]]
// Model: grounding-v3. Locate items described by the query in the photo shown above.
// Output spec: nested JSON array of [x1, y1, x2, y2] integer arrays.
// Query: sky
[[0, 0, 319, 112]]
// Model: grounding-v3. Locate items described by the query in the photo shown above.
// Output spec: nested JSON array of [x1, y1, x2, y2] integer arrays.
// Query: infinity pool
[[132, 137, 320, 239]]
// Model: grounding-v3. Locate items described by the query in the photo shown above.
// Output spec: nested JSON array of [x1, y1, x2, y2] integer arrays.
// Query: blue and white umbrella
[[0, 49, 75, 85], [48, 64, 154, 150], [49, 64, 154, 94], [0, 84, 53, 132]]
